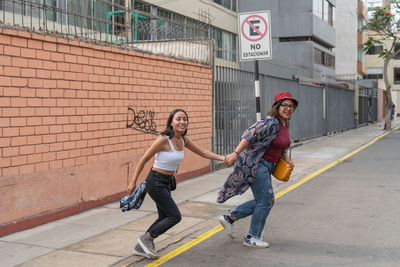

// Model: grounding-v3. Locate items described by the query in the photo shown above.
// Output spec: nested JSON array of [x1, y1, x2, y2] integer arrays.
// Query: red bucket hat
[[274, 91, 298, 107]]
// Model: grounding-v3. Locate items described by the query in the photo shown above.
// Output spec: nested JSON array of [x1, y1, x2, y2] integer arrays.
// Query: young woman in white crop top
[[127, 109, 225, 259]]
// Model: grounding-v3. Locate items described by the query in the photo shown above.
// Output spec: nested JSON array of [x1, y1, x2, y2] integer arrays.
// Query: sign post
[[238, 10, 272, 121]]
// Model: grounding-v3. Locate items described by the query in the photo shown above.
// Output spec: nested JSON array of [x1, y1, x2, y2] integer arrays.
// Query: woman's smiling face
[[171, 111, 188, 134], [278, 99, 296, 121]]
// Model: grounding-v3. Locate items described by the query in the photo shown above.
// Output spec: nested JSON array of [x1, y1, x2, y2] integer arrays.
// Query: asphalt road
[[156, 128, 400, 267]]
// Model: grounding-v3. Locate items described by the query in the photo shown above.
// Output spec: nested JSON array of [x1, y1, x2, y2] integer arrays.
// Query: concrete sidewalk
[[1, 119, 399, 267]]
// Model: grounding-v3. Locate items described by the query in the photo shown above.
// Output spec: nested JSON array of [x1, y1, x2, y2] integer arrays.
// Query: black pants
[[146, 170, 181, 238]]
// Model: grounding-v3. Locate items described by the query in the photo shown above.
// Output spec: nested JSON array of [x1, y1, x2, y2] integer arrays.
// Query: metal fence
[[0, 0, 213, 64], [213, 66, 378, 157]]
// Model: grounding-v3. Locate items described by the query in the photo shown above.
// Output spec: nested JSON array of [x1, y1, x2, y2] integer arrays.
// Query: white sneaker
[[218, 215, 235, 239], [242, 235, 269, 248]]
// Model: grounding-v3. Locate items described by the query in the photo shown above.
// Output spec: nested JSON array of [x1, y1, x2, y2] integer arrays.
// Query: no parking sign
[[238, 10, 272, 61]]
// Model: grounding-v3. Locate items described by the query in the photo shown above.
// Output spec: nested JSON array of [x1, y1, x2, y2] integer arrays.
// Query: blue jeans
[[230, 159, 275, 238]]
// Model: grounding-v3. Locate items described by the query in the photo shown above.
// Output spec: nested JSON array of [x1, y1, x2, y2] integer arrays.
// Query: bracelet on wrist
[[233, 151, 239, 155]]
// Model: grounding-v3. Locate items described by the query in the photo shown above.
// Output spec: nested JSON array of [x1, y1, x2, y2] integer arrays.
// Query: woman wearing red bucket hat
[[217, 91, 298, 248]]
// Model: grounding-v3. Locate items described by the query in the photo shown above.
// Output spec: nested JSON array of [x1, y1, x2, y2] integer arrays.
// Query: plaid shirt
[[120, 180, 147, 212], [217, 116, 280, 203]]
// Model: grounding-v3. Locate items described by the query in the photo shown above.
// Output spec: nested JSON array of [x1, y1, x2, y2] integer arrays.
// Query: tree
[[362, 1, 400, 130]]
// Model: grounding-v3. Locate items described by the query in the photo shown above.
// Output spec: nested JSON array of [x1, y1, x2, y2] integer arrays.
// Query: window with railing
[[314, 47, 335, 69], [363, 67, 383, 79]]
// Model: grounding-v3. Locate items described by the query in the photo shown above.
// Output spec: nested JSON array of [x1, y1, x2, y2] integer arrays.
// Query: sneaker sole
[[242, 241, 269, 248], [137, 238, 159, 259], [133, 249, 151, 259], [218, 216, 235, 239]]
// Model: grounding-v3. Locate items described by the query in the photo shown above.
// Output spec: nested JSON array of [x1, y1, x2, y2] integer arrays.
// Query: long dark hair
[[267, 99, 296, 127], [161, 109, 189, 138]]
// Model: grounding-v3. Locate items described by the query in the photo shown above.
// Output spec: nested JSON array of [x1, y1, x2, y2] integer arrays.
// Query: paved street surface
[[155, 127, 400, 267], [0, 119, 399, 267]]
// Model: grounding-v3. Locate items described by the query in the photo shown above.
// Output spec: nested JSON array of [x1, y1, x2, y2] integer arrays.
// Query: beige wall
[[145, 0, 238, 34], [0, 28, 214, 236]]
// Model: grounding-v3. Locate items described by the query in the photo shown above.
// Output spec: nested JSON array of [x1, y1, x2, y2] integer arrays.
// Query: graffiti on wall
[[126, 107, 158, 135]]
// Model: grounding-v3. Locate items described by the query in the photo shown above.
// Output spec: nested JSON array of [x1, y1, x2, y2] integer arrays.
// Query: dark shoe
[[137, 233, 159, 259], [133, 243, 151, 258]]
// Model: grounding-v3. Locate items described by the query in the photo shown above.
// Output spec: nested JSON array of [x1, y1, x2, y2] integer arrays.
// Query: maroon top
[[262, 123, 290, 163]]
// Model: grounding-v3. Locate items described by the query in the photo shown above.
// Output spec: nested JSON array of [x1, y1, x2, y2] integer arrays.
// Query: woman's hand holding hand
[[224, 152, 238, 166]]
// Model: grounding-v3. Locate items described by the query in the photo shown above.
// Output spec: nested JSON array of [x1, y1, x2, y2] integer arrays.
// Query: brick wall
[[0, 28, 214, 236]]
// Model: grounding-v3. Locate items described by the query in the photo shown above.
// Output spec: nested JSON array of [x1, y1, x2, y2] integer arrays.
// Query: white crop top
[[153, 136, 185, 171]]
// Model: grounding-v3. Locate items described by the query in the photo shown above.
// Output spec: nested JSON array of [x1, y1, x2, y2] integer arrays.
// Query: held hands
[[224, 151, 238, 166]]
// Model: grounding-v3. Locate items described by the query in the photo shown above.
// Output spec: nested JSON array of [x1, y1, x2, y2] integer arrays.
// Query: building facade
[[335, 0, 367, 80], [238, 0, 336, 83]]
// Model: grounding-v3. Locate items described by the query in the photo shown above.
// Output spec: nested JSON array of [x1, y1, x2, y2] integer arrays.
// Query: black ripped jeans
[[146, 170, 181, 238]]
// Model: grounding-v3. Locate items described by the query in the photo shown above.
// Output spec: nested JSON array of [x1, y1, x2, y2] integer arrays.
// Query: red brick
[[0, 137, 11, 148], [28, 59, 43, 69], [20, 145, 35, 155], [12, 77, 28, 87], [71, 46, 83, 55], [19, 127, 35, 136], [27, 79, 41, 88], [37, 69, 51, 79], [12, 155, 28, 166], [12, 57, 28, 67], [36, 88, 50, 97], [63, 141, 75, 150], [4, 66, 21, 76], [28, 153, 42, 164], [4, 46, 20, 56], [35, 162, 49, 172], [42, 98, 56, 107], [51, 52, 64, 62], [10, 97, 27, 107], [65, 54, 77, 63], [49, 160, 63, 169], [63, 158, 75, 168], [42, 134, 56, 144], [56, 150, 69, 160], [21, 68, 36, 78], [42, 117, 56, 125], [0, 76, 12, 86], [11, 136, 27, 147], [58, 44, 70, 53], [0, 157, 11, 168], [42, 152, 56, 161], [3, 147, 19, 157], [36, 50, 50, 60], [21, 48, 36, 58], [20, 107, 36, 116], [27, 98, 43, 107], [11, 117, 27, 127], [19, 164, 35, 174], [28, 39, 42, 49], [35, 144, 49, 153], [35, 126, 49, 135], [75, 156, 87, 165], [51, 71, 64, 79], [3, 87, 20, 96], [43, 60, 57, 70], [0, 35, 11, 45], [27, 135, 42, 145], [43, 42, 57, 52]]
